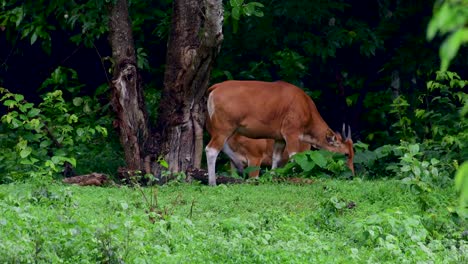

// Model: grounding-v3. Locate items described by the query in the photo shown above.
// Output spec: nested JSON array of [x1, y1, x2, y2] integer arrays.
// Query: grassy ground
[[0, 179, 466, 263]]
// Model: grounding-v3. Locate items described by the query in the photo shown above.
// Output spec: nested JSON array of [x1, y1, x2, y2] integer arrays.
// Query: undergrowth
[[0, 180, 465, 263]]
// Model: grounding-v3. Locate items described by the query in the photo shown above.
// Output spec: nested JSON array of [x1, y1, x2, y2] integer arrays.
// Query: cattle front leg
[[284, 134, 302, 162]]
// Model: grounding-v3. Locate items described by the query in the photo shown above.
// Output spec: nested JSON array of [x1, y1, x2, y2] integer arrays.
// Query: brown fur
[[226, 134, 310, 177], [206, 80, 354, 185]]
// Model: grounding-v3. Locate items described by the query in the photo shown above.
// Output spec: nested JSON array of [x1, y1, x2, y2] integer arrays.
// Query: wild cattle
[[224, 134, 310, 177], [206, 80, 354, 185]]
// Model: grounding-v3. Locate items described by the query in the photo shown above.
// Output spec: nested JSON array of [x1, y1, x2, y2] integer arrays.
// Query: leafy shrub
[[1, 65, 126, 181], [353, 142, 399, 178], [0, 87, 108, 182], [226, 0, 264, 33], [272, 49, 309, 82], [354, 71, 467, 183], [350, 210, 466, 263], [272, 149, 353, 179]]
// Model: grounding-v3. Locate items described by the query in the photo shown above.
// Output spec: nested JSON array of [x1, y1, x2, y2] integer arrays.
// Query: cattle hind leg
[[205, 135, 229, 186]]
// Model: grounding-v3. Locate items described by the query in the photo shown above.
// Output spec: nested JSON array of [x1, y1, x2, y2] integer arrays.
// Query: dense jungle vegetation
[[0, 0, 467, 262]]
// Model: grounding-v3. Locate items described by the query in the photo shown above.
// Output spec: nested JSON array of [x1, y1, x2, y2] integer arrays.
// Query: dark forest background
[[0, 0, 466, 183]]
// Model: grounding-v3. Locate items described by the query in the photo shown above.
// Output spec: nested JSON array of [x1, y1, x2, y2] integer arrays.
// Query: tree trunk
[[390, 70, 400, 99], [152, 0, 223, 177], [108, 0, 149, 172], [107, 0, 223, 181]]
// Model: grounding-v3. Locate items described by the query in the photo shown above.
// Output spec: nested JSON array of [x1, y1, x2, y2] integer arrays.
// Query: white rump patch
[[207, 93, 215, 119]]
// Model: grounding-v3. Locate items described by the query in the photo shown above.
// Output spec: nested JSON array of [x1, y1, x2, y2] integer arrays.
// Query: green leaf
[[45, 160, 57, 171], [1, 114, 12, 124], [40, 140, 52, 148], [412, 166, 421, 177], [230, 0, 244, 7], [14, 94, 24, 102], [232, 6, 241, 20], [160, 159, 169, 168], [27, 108, 41, 118], [31, 32, 38, 45], [408, 144, 420, 155], [19, 103, 31, 113], [454, 161, 468, 216], [243, 3, 255, 16], [3, 99, 16, 107], [17, 139, 28, 149], [414, 109, 425, 119], [68, 114, 78, 123], [24, 102, 34, 109], [95, 83, 109, 97], [309, 152, 328, 168], [11, 118, 21, 128], [19, 114, 27, 121], [294, 153, 315, 172], [20, 157, 39, 165], [401, 165, 411, 172], [158, 156, 169, 169], [439, 29, 464, 71], [243, 2, 264, 17], [455, 161, 468, 192], [20, 147, 32, 158], [96, 126, 108, 137], [66, 157, 77, 167], [247, 2, 264, 17], [51, 156, 62, 164], [14, 7, 24, 27], [426, 16, 438, 40], [426, 3, 451, 40], [73, 97, 84, 106]]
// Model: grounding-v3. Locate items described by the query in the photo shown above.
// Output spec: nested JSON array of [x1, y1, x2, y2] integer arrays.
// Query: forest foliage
[[0, 0, 467, 212], [0, 1, 466, 262]]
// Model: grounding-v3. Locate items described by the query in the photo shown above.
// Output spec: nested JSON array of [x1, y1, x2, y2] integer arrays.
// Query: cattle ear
[[326, 130, 340, 147]]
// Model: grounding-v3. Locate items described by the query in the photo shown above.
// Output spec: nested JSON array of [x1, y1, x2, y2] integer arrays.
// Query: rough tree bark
[[108, 0, 149, 172], [151, 0, 224, 176], [108, 0, 223, 180]]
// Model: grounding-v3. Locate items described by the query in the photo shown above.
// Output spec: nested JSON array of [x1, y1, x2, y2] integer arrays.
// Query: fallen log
[[62, 173, 111, 186]]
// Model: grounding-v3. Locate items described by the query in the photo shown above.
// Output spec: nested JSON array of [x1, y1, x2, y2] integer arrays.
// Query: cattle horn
[[342, 123, 352, 140]]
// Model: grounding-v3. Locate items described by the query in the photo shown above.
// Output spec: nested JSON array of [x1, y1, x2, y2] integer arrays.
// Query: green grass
[[0, 179, 466, 263]]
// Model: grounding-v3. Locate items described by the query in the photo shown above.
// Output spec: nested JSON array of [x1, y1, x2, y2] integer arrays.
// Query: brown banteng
[[206, 80, 354, 185], [224, 134, 310, 177]]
